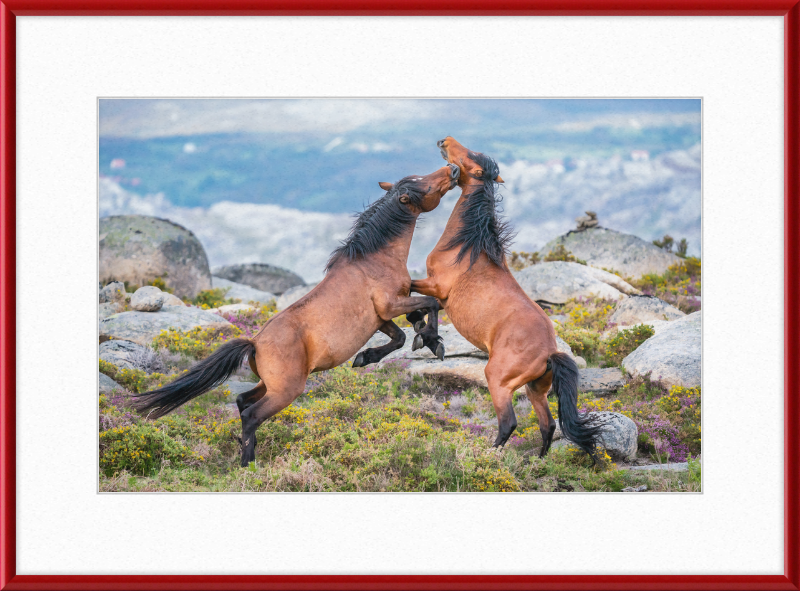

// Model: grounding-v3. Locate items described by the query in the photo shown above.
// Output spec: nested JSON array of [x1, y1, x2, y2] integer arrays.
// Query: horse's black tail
[[132, 338, 255, 419], [549, 351, 601, 459]]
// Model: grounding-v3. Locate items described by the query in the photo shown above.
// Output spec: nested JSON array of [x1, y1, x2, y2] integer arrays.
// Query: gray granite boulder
[[99, 302, 124, 320], [513, 262, 639, 305], [99, 281, 126, 304], [593, 411, 638, 460], [212, 263, 304, 295], [161, 292, 185, 307], [99, 306, 233, 346], [211, 277, 275, 305], [99, 372, 123, 393], [130, 286, 165, 312], [609, 295, 685, 326], [622, 311, 701, 388], [100, 215, 211, 298], [540, 227, 681, 277], [99, 339, 149, 370], [578, 368, 625, 395]]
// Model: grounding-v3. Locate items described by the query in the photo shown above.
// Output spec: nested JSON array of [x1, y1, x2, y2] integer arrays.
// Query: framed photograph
[[2, 3, 798, 590]]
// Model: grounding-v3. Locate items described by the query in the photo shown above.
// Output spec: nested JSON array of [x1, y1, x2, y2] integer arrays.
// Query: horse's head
[[437, 137, 505, 188], [378, 163, 460, 213]]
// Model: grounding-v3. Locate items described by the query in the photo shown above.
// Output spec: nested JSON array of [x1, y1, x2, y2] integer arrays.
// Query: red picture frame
[[1, 4, 798, 591]]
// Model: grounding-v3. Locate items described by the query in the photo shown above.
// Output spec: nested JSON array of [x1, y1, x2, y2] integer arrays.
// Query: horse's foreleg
[[525, 372, 556, 458], [352, 320, 406, 368], [380, 295, 444, 360], [410, 277, 447, 300]]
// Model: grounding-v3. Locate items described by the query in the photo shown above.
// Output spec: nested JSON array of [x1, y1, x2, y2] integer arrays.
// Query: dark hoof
[[435, 342, 445, 361], [414, 320, 426, 332], [412, 334, 423, 351], [352, 352, 366, 368]]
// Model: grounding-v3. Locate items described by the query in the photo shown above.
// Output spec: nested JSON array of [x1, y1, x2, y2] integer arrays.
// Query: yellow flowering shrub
[[99, 423, 200, 476], [151, 326, 243, 359]]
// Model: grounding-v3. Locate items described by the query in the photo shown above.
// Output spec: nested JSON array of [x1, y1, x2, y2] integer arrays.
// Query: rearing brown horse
[[409, 137, 599, 458], [133, 163, 459, 466]]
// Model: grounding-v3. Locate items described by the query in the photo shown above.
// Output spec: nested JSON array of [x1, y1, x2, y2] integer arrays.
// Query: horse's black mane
[[443, 151, 514, 269], [325, 176, 428, 271]]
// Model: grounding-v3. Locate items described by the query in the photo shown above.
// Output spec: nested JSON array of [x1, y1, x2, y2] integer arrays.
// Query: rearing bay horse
[[134, 163, 459, 466], [409, 137, 599, 459]]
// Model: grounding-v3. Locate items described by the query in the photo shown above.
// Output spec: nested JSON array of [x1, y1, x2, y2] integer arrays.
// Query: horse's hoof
[[412, 334, 423, 351], [435, 342, 445, 361], [352, 352, 365, 368], [414, 320, 426, 332]]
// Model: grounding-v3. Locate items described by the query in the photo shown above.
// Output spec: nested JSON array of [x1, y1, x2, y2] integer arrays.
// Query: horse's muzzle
[[448, 163, 460, 179]]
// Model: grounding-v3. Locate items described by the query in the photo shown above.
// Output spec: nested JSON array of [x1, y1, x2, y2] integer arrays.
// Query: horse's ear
[[398, 194, 410, 204], [379, 182, 393, 191], [496, 175, 505, 183]]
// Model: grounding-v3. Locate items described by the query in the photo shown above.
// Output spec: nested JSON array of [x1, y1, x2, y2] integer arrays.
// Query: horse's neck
[[382, 219, 418, 264], [436, 185, 480, 249]]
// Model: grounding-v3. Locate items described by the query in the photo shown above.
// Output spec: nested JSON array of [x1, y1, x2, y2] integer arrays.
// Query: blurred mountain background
[[99, 99, 701, 282]]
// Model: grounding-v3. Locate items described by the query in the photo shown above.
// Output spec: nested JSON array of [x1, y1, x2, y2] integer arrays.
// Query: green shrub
[[151, 325, 243, 360], [99, 423, 199, 476], [99, 359, 175, 393], [603, 324, 654, 366], [509, 251, 540, 271], [628, 257, 701, 313], [555, 325, 602, 363], [191, 287, 239, 309], [544, 245, 586, 265]]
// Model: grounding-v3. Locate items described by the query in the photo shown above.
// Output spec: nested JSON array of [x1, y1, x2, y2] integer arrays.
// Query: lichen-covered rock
[[540, 227, 681, 277], [161, 292, 185, 307], [99, 306, 233, 346], [592, 411, 638, 460], [609, 295, 685, 326], [211, 277, 275, 305], [99, 281, 127, 304], [130, 286, 165, 312], [578, 367, 625, 395], [622, 311, 701, 388], [276, 283, 318, 311], [100, 215, 211, 298], [99, 302, 123, 320], [513, 261, 638, 304], [99, 372, 123, 393], [99, 339, 149, 370], [212, 263, 304, 295]]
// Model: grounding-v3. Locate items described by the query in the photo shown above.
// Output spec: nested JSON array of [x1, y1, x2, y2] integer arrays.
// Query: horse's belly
[[309, 315, 384, 372]]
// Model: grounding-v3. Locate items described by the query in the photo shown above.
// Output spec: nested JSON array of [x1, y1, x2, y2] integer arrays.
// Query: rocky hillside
[[98, 214, 701, 492]]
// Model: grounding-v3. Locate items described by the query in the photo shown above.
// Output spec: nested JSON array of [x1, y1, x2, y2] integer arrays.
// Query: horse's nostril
[[449, 163, 460, 179], [437, 139, 446, 148]]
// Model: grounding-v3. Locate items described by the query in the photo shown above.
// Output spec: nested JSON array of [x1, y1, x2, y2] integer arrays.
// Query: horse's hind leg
[[525, 371, 556, 458], [240, 372, 306, 467], [353, 321, 406, 368], [235, 381, 267, 416]]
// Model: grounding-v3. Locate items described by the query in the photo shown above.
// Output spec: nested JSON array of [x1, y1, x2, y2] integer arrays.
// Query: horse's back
[[257, 267, 385, 372]]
